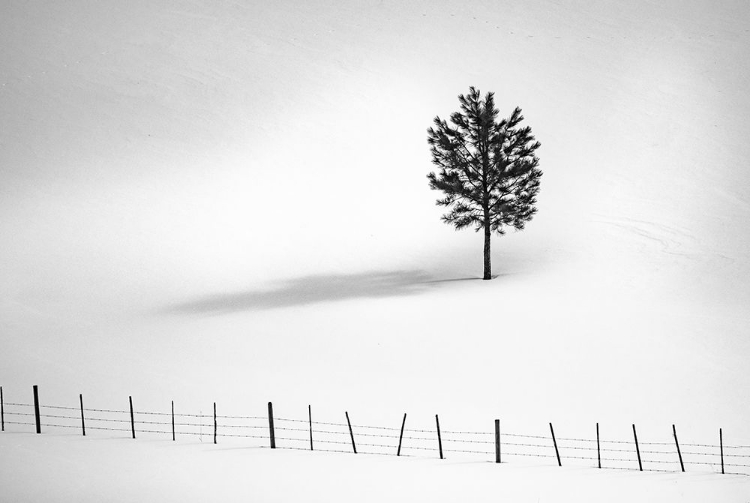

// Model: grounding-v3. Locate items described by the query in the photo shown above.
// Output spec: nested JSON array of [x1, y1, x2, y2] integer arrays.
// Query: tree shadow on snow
[[161, 270, 481, 315]]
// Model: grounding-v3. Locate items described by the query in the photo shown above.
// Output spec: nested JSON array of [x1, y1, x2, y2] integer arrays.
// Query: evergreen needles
[[427, 87, 543, 279]]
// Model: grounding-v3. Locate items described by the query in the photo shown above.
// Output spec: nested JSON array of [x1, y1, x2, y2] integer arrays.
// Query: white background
[[1, 1, 749, 500]]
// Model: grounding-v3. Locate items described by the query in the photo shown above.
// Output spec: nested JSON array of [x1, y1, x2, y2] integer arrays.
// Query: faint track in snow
[[592, 214, 703, 260]]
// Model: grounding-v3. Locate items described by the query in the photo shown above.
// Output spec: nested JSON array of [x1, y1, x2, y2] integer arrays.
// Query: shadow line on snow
[[161, 270, 480, 315]]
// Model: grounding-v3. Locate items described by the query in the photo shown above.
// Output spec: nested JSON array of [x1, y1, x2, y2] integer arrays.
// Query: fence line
[[1, 386, 748, 476]]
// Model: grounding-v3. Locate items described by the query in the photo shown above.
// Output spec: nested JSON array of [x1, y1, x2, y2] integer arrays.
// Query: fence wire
[[2, 397, 748, 477]]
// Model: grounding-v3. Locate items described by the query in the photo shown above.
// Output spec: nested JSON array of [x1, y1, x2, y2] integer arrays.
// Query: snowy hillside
[[2, 0, 750, 501]]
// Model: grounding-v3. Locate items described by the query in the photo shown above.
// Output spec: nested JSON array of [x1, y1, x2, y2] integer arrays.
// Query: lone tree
[[427, 87, 542, 280]]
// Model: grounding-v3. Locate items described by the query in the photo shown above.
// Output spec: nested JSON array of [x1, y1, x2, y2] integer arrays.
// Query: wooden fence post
[[397, 413, 407, 456], [268, 402, 276, 449], [436, 414, 443, 460], [495, 419, 501, 463], [171, 401, 175, 441], [79, 394, 85, 436], [129, 396, 135, 439], [33, 385, 41, 434], [596, 423, 601, 469], [308, 405, 313, 451], [213, 402, 217, 444], [720, 428, 724, 474], [673, 424, 684, 472], [550, 423, 561, 466], [632, 424, 642, 471], [345, 412, 357, 454]]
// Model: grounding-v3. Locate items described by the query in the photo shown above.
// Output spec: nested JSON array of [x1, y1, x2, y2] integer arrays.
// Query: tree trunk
[[483, 222, 491, 280]]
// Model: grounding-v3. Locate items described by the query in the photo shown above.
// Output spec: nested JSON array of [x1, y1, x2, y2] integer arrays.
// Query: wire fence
[[1, 387, 748, 476]]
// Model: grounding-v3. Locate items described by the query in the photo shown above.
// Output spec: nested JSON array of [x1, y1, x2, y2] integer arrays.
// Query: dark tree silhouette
[[427, 87, 542, 280]]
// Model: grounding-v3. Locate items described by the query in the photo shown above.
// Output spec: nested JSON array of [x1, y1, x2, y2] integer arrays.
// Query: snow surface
[[2, 0, 750, 501], [2, 432, 750, 503]]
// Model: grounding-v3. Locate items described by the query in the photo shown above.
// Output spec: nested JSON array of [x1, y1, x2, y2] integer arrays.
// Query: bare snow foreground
[[1, 433, 748, 503]]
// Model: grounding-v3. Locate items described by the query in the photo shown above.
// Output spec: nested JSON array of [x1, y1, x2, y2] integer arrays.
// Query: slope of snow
[[2, 0, 750, 500], [1, 433, 749, 503]]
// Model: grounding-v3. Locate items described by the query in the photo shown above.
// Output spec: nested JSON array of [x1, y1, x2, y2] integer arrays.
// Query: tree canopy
[[427, 87, 542, 279]]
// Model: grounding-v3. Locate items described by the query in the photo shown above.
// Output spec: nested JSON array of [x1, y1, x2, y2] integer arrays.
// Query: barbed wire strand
[[502, 451, 557, 459], [41, 423, 84, 429], [274, 417, 307, 424], [311, 420, 349, 428], [35, 413, 80, 421], [402, 427, 438, 434], [82, 417, 132, 424], [443, 448, 495, 455], [216, 415, 265, 421], [442, 430, 492, 436], [39, 404, 78, 411], [212, 424, 266, 430], [2, 395, 748, 475], [306, 428, 349, 436], [558, 437, 597, 443], [599, 439, 639, 445], [439, 435, 493, 444], [401, 435, 444, 442], [310, 438, 353, 446], [554, 444, 599, 452], [352, 424, 401, 432], [503, 441, 552, 449], [81, 407, 129, 415], [132, 410, 171, 417], [600, 446, 643, 454], [502, 432, 550, 440]]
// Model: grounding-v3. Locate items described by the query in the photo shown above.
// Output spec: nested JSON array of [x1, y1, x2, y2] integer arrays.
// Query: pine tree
[[427, 87, 542, 280]]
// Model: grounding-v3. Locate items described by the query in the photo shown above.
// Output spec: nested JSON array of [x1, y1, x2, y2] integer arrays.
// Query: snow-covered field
[[2, 0, 749, 501], [3, 432, 750, 503]]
